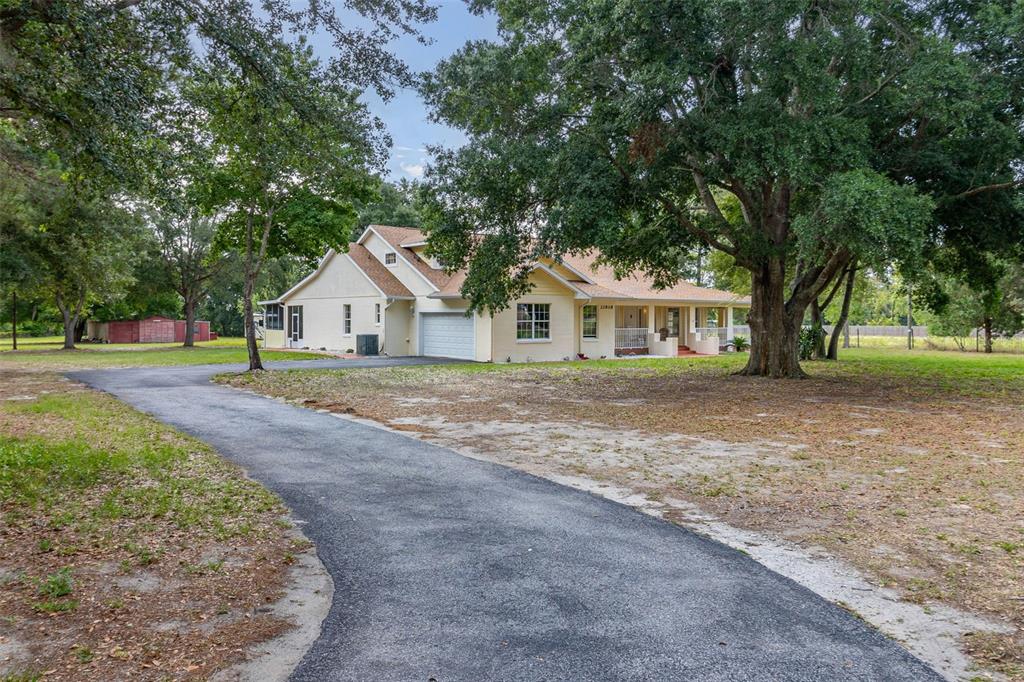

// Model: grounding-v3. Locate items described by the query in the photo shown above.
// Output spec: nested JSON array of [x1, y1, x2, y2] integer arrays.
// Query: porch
[[612, 304, 737, 357]]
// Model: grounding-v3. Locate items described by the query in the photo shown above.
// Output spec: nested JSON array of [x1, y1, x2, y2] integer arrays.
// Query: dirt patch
[[223, 360, 1024, 680], [212, 524, 333, 682], [0, 368, 320, 681]]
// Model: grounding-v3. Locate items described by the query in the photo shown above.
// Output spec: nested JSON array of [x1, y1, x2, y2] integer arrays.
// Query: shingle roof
[[366, 225, 452, 289], [346, 244, 414, 298], [561, 252, 750, 304], [366, 225, 750, 305]]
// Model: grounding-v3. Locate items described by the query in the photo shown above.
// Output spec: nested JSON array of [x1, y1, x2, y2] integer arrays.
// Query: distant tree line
[[1, 0, 434, 368]]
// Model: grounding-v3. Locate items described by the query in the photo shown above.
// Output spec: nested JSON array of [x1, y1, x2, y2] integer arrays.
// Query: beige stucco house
[[259, 225, 750, 362]]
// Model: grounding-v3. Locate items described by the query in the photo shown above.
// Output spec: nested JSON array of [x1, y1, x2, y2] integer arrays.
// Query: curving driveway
[[72, 359, 941, 682]]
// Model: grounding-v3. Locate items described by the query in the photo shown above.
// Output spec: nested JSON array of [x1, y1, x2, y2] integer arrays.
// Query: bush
[[799, 325, 826, 360], [732, 335, 749, 352], [1, 320, 61, 337]]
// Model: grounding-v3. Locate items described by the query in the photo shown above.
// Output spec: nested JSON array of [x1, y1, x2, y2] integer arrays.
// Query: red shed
[[97, 316, 211, 343]]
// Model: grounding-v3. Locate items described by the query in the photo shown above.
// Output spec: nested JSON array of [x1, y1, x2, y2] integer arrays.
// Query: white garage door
[[421, 313, 475, 360]]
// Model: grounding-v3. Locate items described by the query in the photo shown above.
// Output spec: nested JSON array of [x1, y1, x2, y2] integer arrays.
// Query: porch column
[[689, 306, 697, 342], [726, 306, 734, 342], [647, 303, 656, 351]]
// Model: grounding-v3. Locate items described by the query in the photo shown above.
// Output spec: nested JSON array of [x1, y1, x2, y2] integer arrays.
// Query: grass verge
[[0, 370, 304, 681], [0, 336, 324, 369]]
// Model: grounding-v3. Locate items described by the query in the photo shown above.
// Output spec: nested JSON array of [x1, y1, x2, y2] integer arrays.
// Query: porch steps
[[677, 345, 700, 357]]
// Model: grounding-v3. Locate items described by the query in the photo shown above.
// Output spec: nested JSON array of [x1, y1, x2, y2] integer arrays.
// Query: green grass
[[0, 334, 253, 351], [819, 347, 1024, 384], [224, 347, 1024, 403], [0, 336, 322, 368], [344, 347, 1024, 383], [1, 391, 280, 538]]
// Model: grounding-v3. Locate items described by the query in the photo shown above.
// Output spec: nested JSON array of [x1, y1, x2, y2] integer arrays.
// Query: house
[[87, 316, 213, 343], [259, 225, 750, 362]]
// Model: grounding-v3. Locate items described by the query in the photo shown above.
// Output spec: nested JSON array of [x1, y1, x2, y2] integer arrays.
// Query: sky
[[310, 1, 498, 181]]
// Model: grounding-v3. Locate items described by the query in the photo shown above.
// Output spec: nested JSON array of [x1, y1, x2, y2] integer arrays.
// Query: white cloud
[[400, 162, 425, 178]]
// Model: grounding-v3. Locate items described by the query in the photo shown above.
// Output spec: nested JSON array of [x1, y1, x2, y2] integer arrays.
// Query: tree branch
[[945, 178, 1024, 202], [603, 150, 746, 265]]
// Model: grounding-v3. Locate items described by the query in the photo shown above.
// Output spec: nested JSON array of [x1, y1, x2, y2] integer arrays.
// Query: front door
[[666, 308, 681, 339], [288, 305, 303, 347]]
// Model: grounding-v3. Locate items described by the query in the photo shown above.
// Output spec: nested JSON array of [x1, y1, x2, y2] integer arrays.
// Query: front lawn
[[0, 336, 323, 369], [0, 369, 309, 680], [220, 347, 1024, 679]]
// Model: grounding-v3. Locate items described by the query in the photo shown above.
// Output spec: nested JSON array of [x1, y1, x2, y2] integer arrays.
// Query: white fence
[[691, 323, 1021, 353], [728, 325, 926, 338], [836, 325, 928, 337], [694, 326, 726, 340], [615, 327, 648, 349]]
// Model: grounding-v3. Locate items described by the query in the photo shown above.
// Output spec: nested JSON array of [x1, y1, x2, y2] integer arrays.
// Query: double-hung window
[[516, 303, 550, 341], [582, 305, 598, 339], [343, 304, 352, 335], [375, 303, 381, 325]]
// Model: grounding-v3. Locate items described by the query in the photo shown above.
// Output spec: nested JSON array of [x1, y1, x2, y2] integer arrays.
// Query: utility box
[[356, 334, 379, 356]]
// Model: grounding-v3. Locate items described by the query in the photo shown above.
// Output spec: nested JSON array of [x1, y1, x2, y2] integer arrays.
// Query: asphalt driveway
[[72, 358, 940, 681]]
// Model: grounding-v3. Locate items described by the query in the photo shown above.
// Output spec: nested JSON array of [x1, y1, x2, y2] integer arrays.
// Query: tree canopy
[[421, 0, 1024, 376], [2, 1, 435, 360], [0, 0, 435, 187], [193, 40, 381, 368]]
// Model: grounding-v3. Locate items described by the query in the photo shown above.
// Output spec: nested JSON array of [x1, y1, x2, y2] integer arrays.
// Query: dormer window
[[385, 252, 397, 265]]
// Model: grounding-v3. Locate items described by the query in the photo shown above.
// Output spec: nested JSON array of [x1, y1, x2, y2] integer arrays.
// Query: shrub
[[799, 325, 826, 360], [732, 335, 750, 352]]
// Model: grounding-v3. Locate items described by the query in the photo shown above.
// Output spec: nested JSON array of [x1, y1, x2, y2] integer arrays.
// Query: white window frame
[[582, 304, 598, 340], [384, 252, 397, 266], [516, 303, 551, 343], [343, 304, 352, 335], [375, 303, 381, 325]]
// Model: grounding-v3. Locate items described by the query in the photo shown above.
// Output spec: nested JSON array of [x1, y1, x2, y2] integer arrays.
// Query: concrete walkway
[[72, 359, 940, 682]]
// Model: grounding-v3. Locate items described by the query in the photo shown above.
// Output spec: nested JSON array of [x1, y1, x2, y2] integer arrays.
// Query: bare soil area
[[224, 358, 1024, 680]]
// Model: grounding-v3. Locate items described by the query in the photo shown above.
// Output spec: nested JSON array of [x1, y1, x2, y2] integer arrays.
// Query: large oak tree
[[421, 0, 1023, 377]]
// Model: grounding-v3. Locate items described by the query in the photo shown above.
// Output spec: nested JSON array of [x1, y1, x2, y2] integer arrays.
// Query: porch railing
[[694, 326, 731, 341], [615, 327, 649, 349]]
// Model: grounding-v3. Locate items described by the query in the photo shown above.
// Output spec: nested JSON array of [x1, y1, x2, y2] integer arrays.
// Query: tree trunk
[[242, 209, 263, 371], [11, 291, 16, 351], [183, 295, 196, 348], [55, 289, 86, 350], [738, 261, 807, 378], [74, 318, 86, 343], [57, 303, 76, 350], [827, 264, 857, 360], [983, 316, 993, 353], [241, 202, 272, 371], [243, 277, 263, 370]]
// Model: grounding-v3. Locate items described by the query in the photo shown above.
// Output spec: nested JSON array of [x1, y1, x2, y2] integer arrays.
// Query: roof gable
[[346, 244, 414, 298], [358, 225, 446, 291]]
